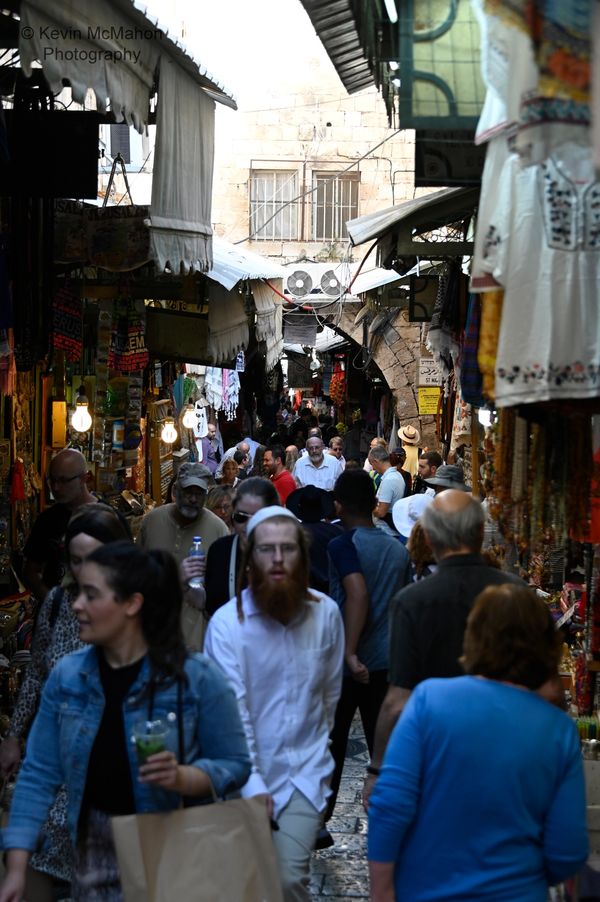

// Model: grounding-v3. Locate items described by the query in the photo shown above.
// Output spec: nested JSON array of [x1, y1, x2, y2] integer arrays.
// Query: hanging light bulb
[[71, 386, 92, 433], [161, 417, 178, 444], [182, 404, 196, 430]]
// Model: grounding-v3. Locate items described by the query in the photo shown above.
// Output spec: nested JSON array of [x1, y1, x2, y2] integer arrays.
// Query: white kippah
[[246, 505, 299, 536]]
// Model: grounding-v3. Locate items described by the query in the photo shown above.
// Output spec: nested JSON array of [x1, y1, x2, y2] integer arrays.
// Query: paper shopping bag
[[112, 794, 283, 902]]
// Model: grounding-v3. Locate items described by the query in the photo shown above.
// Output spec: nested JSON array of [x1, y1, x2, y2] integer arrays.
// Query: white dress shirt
[[204, 587, 344, 817], [292, 453, 343, 491]]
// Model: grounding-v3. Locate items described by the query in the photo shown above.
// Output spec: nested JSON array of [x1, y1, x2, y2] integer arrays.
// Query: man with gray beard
[[139, 462, 227, 649]]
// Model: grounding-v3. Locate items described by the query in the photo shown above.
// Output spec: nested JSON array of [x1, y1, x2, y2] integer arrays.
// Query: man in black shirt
[[23, 449, 97, 602], [364, 490, 525, 806]]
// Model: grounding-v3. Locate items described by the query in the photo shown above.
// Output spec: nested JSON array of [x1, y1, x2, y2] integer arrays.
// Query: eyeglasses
[[47, 472, 86, 486], [232, 510, 253, 524], [254, 543, 300, 558]]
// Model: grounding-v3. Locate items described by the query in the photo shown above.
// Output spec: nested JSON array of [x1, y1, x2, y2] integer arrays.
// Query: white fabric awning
[[207, 238, 287, 291], [252, 280, 284, 372], [207, 282, 248, 364], [19, 0, 236, 132], [149, 58, 215, 273]]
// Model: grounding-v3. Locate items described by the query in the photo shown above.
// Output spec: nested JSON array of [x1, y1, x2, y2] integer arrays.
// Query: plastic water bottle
[[187, 536, 205, 590]]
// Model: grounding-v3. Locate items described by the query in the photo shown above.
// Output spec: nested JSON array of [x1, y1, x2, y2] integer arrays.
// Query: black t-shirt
[[82, 649, 144, 816], [23, 504, 72, 590], [389, 554, 525, 689], [205, 534, 243, 617]]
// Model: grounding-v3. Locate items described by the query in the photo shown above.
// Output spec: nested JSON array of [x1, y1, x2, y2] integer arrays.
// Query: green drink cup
[[133, 719, 170, 764]]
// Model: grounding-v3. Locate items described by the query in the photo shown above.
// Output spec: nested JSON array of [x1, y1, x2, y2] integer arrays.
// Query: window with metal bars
[[249, 170, 299, 240], [311, 172, 359, 242]]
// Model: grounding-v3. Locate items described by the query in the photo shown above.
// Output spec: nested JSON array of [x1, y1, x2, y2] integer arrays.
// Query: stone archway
[[334, 301, 438, 448]]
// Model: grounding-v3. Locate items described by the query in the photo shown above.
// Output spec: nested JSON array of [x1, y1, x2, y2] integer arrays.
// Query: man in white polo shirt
[[292, 436, 342, 492], [369, 444, 405, 530]]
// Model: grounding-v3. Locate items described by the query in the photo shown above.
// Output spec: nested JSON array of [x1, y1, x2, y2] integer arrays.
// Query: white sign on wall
[[418, 358, 443, 387]]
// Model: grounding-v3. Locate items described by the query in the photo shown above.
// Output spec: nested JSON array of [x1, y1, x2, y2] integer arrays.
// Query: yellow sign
[[418, 387, 441, 415]]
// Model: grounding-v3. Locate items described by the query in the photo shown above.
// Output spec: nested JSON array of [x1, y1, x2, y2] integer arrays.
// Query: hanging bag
[[111, 680, 283, 902], [88, 153, 151, 272]]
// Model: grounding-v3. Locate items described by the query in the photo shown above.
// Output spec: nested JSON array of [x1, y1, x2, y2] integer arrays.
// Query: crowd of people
[[0, 411, 590, 902]]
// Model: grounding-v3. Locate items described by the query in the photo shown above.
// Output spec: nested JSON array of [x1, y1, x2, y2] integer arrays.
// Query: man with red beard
[[204, 507, 344, 902]]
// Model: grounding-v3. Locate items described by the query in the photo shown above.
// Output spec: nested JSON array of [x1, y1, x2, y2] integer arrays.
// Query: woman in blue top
[[368, 583, 588, 902], [0, 542, 251, 902]]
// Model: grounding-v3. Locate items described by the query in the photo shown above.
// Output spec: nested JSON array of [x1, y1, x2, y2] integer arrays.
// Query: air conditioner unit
[[283, 262, 357, 305]]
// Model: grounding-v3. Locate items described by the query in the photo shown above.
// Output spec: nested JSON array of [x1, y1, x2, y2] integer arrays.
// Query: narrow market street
[[310, 718, 369, 899]]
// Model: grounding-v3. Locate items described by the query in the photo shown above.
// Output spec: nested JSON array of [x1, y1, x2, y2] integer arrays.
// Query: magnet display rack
[[148, 400, 174, 504]]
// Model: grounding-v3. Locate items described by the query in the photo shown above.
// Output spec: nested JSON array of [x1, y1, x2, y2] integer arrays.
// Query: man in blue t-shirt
[[324, 469, 411, 826]]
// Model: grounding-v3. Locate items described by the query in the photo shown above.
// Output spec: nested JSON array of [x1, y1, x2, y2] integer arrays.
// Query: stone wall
[[336, 304, 438, 449]]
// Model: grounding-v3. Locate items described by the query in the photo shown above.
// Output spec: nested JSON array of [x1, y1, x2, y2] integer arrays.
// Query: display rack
[[148, 400, 174, 504]]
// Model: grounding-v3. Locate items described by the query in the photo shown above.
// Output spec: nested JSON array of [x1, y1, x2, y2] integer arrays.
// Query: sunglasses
[[232, 510, 253, 524]]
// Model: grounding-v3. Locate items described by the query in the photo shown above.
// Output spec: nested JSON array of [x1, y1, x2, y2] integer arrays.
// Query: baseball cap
[[177, 463, 212, 491]]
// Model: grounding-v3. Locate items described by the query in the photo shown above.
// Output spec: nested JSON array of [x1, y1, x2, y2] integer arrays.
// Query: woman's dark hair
[[461, 584, 561, 689], [406, 521, 435, 578], [65, 503, 132, 561], [85, 541, 187, 687], [235, 476, 278, 508], [251, 445, 267, 477]]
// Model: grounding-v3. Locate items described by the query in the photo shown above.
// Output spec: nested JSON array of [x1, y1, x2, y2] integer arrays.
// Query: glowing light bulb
[[161, 417, 178, 444], [182, 405, 196, 430], [72, 398, 92, 432]]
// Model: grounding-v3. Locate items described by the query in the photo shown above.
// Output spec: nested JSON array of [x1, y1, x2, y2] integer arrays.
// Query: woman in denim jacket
[[0, 542, 251, 902]]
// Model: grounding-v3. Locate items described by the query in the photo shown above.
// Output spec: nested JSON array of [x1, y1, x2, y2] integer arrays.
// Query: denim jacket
[[3, 646, 251, 851]]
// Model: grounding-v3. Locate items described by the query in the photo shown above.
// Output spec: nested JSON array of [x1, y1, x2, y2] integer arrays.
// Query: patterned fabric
[[477, 290, 504, 401], [478, 143, 600, 407], [9, 585, 83, 881], [72, 808, 123, 902], [484, 0, 592, 163], [460, 295, 485, 407]]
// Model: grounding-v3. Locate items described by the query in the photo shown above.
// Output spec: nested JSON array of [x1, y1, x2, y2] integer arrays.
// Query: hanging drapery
[[252, 280, 283, 372], [150, 58, 215, 274], [19, 0, 159, 132], [207, 284, 248, 365]]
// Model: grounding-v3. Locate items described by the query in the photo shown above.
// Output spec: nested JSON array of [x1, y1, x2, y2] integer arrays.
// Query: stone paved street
[[310, 719, 369, 899]]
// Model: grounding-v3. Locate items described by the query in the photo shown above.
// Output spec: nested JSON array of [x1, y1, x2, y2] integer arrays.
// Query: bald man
[[23, 449, 97, 601], [363, 491, 525, 806]]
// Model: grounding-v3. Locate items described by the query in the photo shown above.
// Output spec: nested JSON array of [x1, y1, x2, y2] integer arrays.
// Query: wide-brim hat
[[424, 464, 470, 491], [397, 424, 421, 445], [392, 493, 433, 538], [285, 486, 336, 522]]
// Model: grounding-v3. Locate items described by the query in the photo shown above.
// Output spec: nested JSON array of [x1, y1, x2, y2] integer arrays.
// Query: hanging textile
[[477, 290, 504, 402], [479, 142, 600, 408], [19, 0, 159, 132], [51, 282, 83, 362], [207, 284, 248, 365], [107, 298, 149, 374], [204, 367, 224, 411], [482, 0, 592, 164], [150, 58, 215, 272], [283, 311, 318, 346], [222, 369, 240, 422], [460, 295, 485, 408], [252, 280, 283, 372], [425, 263, 462, 391]]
